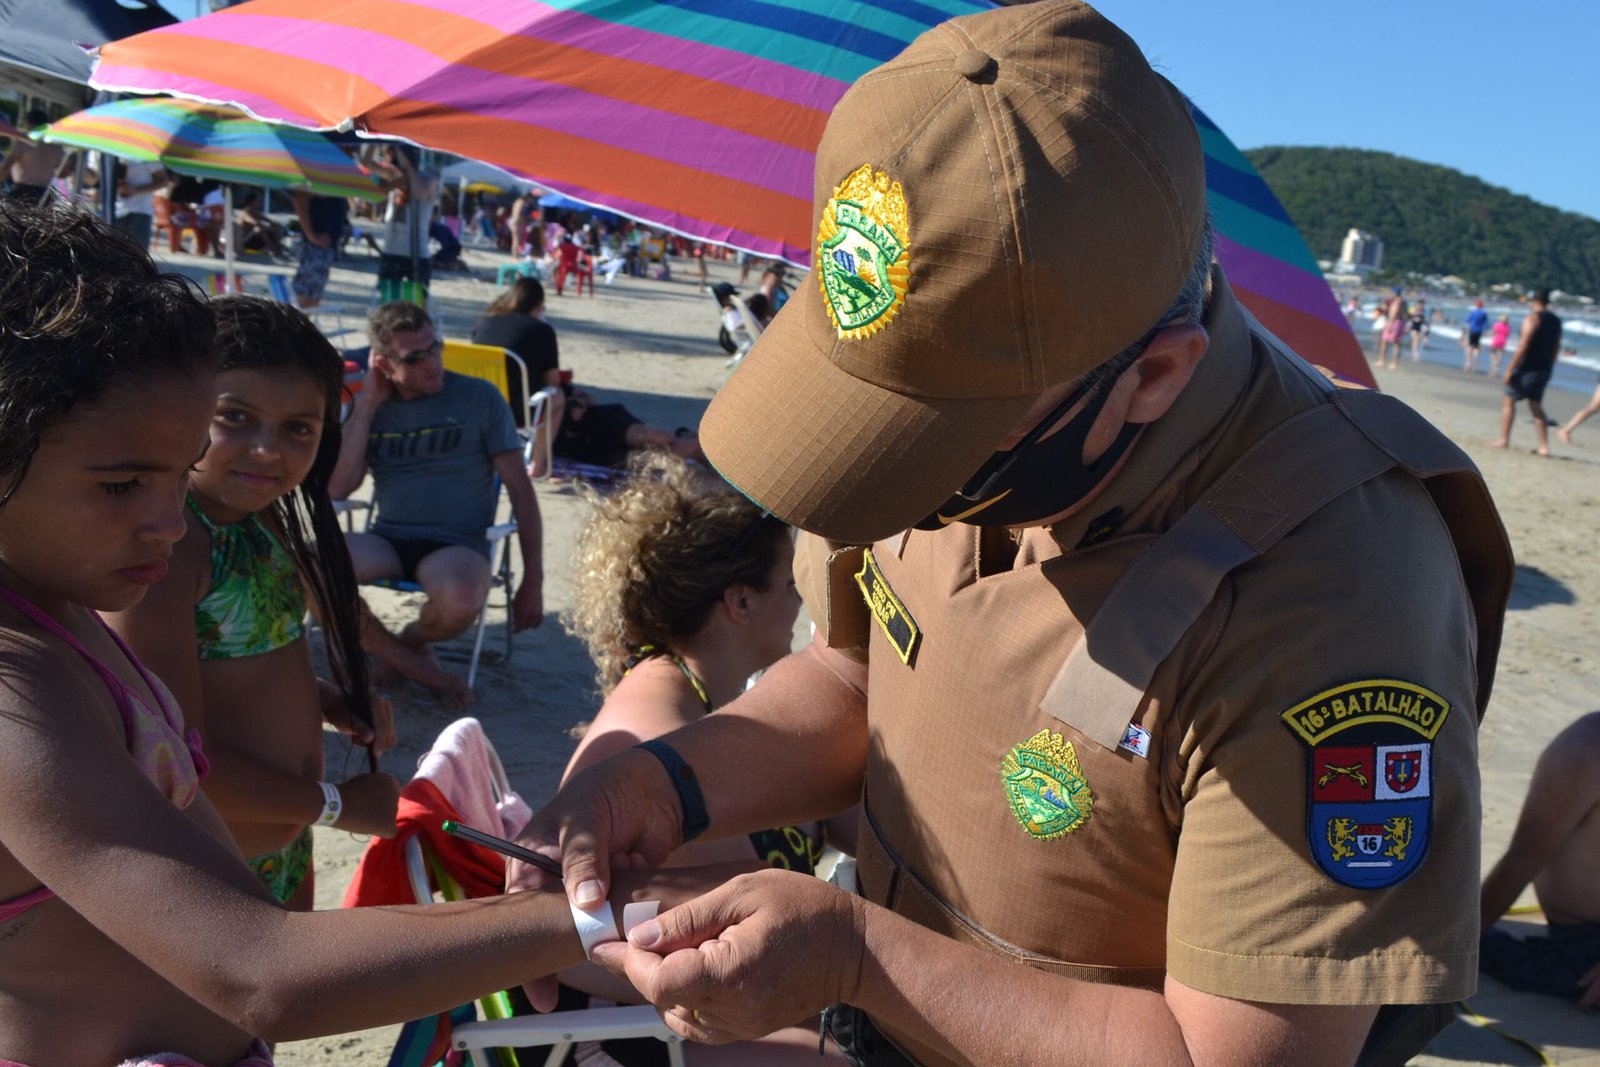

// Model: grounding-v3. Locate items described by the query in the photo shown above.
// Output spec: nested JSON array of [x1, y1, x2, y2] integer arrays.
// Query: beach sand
[[165, 243, 1598, 1065]]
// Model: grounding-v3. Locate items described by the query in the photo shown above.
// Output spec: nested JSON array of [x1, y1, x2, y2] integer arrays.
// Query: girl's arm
[[0, 649, 724, 1041]]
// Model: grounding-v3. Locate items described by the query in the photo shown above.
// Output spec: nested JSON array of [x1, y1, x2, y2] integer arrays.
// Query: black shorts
[[378, 536, 488, 581], [1468, 331, 1483, 347], [1505, 370, 1550, 403]]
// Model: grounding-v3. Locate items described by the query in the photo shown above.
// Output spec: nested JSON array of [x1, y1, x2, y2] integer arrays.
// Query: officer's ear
[[1122, 323, 1209, 425]]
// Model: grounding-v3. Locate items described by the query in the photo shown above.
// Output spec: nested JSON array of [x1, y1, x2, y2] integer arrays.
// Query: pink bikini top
[[0, 587, 208, 922]]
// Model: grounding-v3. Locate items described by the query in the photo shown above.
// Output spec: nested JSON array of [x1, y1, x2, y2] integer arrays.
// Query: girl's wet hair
[[0, 203, 216, 506], [209, 295, 376, 770], [567, 451, 788, 693]]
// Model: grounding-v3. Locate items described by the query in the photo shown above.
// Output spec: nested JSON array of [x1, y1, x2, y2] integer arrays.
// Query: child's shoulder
[[0, 611, 117, 729]]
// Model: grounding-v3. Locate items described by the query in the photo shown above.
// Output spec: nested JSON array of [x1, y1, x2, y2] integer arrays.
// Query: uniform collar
[[1043, 264, 1254, 553]]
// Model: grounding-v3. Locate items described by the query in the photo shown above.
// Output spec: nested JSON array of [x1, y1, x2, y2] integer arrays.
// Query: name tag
[[854, 547, 920, 664]]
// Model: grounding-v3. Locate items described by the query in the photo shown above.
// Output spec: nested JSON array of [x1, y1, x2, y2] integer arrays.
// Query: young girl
[[556, 451, 847, 1065], [1489, 313, 1513, 377], [0, 203, 717, 1067], [108, 295, 400, 910]]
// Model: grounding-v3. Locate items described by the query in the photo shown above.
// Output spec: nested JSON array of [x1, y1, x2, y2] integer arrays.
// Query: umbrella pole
[[100, 151, 115, 224], [224, 184, 236, 293]]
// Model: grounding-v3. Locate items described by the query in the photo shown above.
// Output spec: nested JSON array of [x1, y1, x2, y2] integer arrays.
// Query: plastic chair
[[723, 293, 765, 369], [554, 244, 593, 297]]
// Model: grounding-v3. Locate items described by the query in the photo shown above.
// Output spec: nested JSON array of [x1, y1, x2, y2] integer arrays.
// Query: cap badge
[[817, 164, 910, 340], [1002, 728, 1094, 841], [1281, 679, 1448, 889]]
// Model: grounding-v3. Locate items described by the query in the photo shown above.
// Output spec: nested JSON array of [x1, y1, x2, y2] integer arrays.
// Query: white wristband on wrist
[[567, 898, 660, 959], [315, 781, 343, 827]]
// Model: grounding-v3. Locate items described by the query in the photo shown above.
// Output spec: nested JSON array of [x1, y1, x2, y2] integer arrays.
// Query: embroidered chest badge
[[1281, 679, 1449, 890], [1002, 728, 1094, 840], [817, 164, 910, 340], [853, 546, 919, 664]]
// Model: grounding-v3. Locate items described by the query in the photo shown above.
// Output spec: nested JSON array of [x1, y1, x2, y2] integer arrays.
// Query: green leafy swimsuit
[[188, 496, 312, 902], [188, 495, 306, 660]]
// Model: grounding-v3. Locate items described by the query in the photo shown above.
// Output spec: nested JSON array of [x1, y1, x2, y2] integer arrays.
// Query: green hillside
[[1244, 146, 1600, 298]]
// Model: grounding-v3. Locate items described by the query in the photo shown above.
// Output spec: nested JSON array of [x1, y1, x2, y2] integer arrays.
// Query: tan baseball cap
[[701, 0, 1207, 545]]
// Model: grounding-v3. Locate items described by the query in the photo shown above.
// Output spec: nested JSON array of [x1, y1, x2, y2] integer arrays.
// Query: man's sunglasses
[[393, 338, 443, 366]]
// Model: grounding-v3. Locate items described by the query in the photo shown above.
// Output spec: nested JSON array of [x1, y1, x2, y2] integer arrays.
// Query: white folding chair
[[723, 293, 765, 368]]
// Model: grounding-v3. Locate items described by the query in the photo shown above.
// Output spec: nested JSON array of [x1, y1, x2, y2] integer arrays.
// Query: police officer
[[510, 3, 1513, 1064]]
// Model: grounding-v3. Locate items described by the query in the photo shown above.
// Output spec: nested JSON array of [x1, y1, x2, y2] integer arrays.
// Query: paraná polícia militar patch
[[853, 546, 918, 664], [1281, 679, 1449, 890], [818, 164, 910, 340], [1002, 728, 1093, 840]]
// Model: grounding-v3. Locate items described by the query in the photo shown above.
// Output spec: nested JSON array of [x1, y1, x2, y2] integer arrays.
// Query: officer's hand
[[507, 749, 687, 1010], [590, 869, 862, 1044]]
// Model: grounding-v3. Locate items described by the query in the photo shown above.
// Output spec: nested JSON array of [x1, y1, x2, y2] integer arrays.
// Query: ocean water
[[1351, 298, 1600, 398]]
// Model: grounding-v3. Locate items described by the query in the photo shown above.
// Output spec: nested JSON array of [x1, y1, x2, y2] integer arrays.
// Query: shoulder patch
[[1281, 680, 1448, 890], [854, 546, 919, 664]]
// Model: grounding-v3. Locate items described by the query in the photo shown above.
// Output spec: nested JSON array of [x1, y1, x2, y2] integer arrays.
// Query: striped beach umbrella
[[91, 0, 999, 266], [91, 2, 1368, 384], [37, 96, 383, 290], [35, 97, 383, 200], [1193, 103, 1373, 388]]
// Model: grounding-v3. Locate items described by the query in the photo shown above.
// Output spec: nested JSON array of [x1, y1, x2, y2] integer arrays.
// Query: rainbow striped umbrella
[[35, 97, 383, 200], [37, 96, 382, 290], [90, 2, 1368, 384], [1193, 103, 1373, 388], [91, 0, 998, 266]]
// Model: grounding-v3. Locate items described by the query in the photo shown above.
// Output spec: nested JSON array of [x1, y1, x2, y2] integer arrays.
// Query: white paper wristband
[[568, 898, 621, 958], [315, 781, 343, 827]]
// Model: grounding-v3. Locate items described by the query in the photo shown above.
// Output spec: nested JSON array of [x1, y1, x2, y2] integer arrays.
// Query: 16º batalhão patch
[[1002, 728, 1093, 841], [817, 163, 910, 340], [1281, 679, 1449, 890], [853, 546, 918, 664]]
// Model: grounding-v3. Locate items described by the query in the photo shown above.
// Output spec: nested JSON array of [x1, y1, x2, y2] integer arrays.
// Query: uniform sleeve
[[1163, 471, 1482, 1005], [479, 380, 523, 457]]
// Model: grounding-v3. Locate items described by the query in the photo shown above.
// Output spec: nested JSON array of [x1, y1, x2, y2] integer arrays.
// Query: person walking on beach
[[1463, 299, 1489, 372], [510, 4, 1514, 1065], [1492, 289, 1562, 455], [1377, 287, 1408, 368], [1408, 297, 1428, 361], [1488, 313, 1512, 376], [1556, 379, 1600, 445]]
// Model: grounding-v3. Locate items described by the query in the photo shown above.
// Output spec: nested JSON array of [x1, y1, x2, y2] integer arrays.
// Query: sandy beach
[[157, 240, 1599, 1066]]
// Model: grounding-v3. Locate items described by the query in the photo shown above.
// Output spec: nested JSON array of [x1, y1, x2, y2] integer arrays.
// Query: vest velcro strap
[[1043, 400, 1400, 749]]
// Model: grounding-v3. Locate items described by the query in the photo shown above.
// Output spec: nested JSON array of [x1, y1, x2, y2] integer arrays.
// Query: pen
[[441, 819, 566, 880]]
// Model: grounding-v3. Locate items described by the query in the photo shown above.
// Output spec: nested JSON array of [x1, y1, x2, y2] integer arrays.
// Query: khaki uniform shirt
[[798, 273, 1510, 1031]]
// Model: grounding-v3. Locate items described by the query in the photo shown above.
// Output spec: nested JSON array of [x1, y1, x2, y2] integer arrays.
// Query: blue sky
[[1094, 0, 1600, 221], [172, 0, 1600, 221]]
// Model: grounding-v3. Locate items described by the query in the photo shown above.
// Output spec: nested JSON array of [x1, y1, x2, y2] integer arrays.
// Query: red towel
[[342, 778, 506, 908]]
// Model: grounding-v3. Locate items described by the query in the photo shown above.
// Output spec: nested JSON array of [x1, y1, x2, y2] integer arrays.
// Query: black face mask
[[914, 378, 1142, 530]]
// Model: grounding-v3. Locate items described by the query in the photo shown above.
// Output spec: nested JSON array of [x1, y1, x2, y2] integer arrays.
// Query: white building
[[1336, 228, 1384, 273]]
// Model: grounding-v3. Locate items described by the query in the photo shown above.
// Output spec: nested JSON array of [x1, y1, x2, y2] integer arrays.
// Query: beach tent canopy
[[439, 158, 538, 194], [0, 0, 176, 107]]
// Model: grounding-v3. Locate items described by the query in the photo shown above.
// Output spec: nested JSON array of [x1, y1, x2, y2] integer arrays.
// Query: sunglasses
[[392, 338, 443, 366]]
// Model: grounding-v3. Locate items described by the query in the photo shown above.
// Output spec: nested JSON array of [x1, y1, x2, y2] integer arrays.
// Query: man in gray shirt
[[332, 302, 544, 703]]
